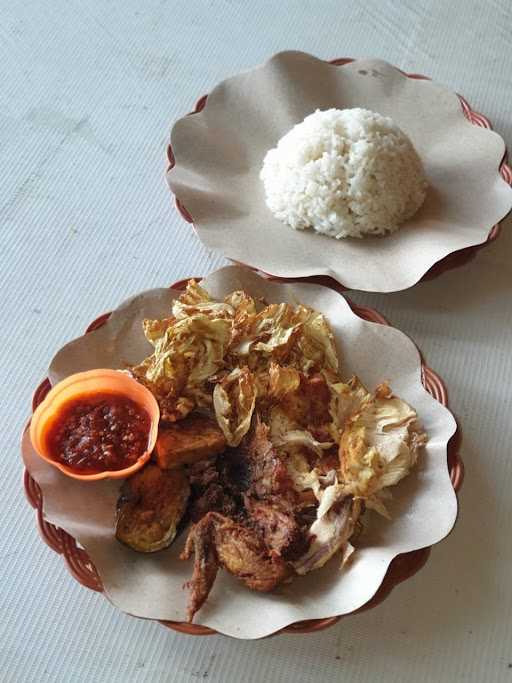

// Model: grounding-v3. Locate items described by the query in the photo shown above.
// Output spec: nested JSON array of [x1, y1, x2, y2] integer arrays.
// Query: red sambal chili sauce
[[44, 392, 152, 474]]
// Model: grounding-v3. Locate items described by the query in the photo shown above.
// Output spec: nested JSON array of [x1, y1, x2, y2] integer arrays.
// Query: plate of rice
[[167, 51, 512, 293], [259, 106, 428, 240]]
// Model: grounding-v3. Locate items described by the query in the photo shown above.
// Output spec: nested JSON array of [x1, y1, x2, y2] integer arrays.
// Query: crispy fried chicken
[[187, 459, 237, 522], [180, 418, 303, 621], [244, 495, 310, 561], [181, 511, 289, 622], [243, 418, 293, 499]]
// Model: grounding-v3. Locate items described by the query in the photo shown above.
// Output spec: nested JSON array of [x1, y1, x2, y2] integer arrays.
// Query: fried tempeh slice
[[116, 464, 190, 552], [155, 414, 226, 469], [181, 511, 290, 621]]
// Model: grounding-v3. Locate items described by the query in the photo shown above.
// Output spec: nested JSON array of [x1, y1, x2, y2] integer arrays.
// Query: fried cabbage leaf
[[213, 367, 257, 446], [339, 383, 426, 513], [132, 312, 231, 421]]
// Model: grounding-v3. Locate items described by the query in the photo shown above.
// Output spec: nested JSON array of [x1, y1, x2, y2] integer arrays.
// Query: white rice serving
[[259, 108, 428, 239]]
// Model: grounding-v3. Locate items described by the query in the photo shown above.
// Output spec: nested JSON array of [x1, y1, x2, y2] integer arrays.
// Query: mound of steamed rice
[[259, 108, 428, 239]]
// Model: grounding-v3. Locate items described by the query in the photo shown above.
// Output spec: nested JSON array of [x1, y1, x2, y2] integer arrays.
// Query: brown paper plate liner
[[23, 277, 463, 637], [167, 57, 512, 286]]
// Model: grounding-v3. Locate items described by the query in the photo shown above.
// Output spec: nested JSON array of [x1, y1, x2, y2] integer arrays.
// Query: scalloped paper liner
[[167, 57, 512, 287]]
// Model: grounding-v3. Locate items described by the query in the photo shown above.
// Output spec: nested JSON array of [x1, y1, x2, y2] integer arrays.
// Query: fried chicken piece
[[292, 493, 361, 575], [243, 419, 293, 499], [187, 458, 220, 489], [244, 496, 310, 561], [187, 453, 246, 522], [155, 414, 226, 469], [217, 447, 251, 497], [181, 513, 219, 621], [181, 511, 290, 621], [214, 516, 290, 591], [190, 482, 238, 523]]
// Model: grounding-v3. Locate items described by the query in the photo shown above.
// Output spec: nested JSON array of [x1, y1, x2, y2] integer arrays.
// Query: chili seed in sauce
[[46, 393, 151, 473]]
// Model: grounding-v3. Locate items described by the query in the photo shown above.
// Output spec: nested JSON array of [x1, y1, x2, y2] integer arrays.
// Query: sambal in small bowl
[[29, 369, 159, 481]]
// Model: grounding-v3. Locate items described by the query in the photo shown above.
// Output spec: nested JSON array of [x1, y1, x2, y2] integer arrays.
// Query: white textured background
[[2, 1, 512, 681]]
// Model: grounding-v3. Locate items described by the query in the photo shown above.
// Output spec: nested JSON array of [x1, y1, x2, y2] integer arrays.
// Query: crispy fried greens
[[127, 280, 427, 621], [132, 312, 230, 421], [213, 367, 257, 446], [131, 281, 340, 422], [339, 383, 426, 517]]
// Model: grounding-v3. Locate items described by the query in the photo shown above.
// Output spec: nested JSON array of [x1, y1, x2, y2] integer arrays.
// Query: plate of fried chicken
[[22, 266, 458, 638]]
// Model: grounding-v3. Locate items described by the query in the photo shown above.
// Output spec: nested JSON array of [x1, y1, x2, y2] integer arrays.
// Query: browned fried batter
[[243, 419, 293, 499], [181, 513, 219, 622], [214, 516, 289, 591], [277, 372, 334, 442], [279, 373, 331, 426], [181, 512, 289, 622], [244, 496, 310, 561]]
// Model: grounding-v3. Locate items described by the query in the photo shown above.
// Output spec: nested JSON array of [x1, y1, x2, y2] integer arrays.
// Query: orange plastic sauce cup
[[30, 369, 160, 481]]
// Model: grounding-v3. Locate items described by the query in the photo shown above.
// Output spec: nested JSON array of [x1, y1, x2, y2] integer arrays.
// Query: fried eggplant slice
[[181, 511, 290, 621], [116, 464, 190, 552], [155, 414, 226, 469]]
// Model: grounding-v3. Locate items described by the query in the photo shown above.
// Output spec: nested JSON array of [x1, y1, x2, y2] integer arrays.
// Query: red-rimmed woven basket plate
[[167, 56, 512, 287], [23, 277, 463, 637]]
